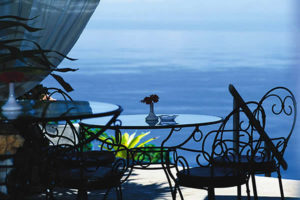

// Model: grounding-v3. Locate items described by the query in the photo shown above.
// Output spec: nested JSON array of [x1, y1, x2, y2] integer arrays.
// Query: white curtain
[[0, 0, 100, 98]]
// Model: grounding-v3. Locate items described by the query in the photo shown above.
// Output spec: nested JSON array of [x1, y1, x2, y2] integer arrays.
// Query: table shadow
[[27, 181, 170, 200]]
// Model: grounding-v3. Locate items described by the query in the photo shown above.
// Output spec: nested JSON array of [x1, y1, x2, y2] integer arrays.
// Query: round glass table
[[81, 114, 222, 129], [81, 113, 222, 167], [0, 100, 122, 122]]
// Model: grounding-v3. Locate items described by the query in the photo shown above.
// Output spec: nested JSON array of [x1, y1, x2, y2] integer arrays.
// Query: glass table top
[[0, 100, 121, 121], [81, 114, 223, 129]]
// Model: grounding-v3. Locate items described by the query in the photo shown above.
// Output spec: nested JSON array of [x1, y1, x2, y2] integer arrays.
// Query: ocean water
[[43, 29, 299, 179]]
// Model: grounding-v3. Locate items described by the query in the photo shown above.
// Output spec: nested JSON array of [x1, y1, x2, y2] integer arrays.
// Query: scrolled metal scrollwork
[[113, 119, 122, 127], [41, 120, 79, 148], [112, 155, 128, 175], [263, 93, 294, 116], [258, 87, 297, 156], [282, 96, 294, 116], [195, 152, 211, 167], [132, 148, 153, 168], [259, 87, 296, 117], [99, 137, 115, 151], [192, 126, 203, 142], [175, 155, 189, 174], [46, 87, 73, 101]]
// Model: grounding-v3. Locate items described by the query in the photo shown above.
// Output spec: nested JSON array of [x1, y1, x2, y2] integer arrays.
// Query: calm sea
[[43, 29, 299, 179]]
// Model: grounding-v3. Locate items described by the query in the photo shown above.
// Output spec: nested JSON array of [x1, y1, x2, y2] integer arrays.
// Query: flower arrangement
[[141, 94, 159, 104], [141, 94, 159, 125]]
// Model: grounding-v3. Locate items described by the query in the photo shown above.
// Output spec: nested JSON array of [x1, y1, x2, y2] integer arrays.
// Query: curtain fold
[[0, 0, 100, 99]]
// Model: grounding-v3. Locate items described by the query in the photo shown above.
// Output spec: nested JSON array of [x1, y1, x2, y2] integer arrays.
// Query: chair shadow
[[206, 196, 300, 200], [26, 187, 300, 200], [28, 181, 170, 200], [24, 172, 300, 200]]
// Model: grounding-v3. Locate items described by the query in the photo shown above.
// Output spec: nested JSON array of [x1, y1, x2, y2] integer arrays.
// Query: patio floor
[[31, 168, 300, 200]]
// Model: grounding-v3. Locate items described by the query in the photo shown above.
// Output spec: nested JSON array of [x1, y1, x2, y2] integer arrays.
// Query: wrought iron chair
[[38, 98, 128, 199], [228, 85, 297, 199], [163, 101, 267, 200], [44, 122, 131, 200], [2, 86, 73, 199], [10, 86, 129, 199]]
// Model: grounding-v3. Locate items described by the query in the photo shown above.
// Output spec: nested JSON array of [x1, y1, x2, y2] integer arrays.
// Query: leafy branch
[[0, 15, 77, 92]]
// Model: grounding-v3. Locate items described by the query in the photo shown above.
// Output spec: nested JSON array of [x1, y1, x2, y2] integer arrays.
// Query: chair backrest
[[229, 84, 289, 170], [169, 101, 266, 173], [79, 124, 132, 183], [38, 87, 76, 147], [45, 87, 73, 101], [18, 85, 73, 101], [256, 87, 297, 157], [42, 102, 125, 188], [209, 101, 266, 167]]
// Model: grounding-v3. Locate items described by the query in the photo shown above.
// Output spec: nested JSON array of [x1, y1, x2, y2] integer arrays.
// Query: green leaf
[[53, 68, 78, 72], [49, 50, 77, 61], [136, 137, 157, 148], [0, 39, 56, 69], [98, 136, 108, 142], [0, 21, 42, 32], [128, 131, 150, 149], [1, 38, 75, 68], [100, 132, 109, 138], [0, 44, 25, 63], [122, 132, 129, 146], [0, 15, 39, 21], [127, 132, 136, 145], [50, 73, 74, 92]]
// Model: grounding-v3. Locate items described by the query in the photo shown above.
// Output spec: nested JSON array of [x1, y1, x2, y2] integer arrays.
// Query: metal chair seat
[[56, 166, 123, 190], [214, 155, 277, 173], [56, 151, 116, 168], [176, 166, 248, 189]]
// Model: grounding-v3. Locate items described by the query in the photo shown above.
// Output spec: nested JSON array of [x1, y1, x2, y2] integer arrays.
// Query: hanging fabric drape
[[0, 0, 100, 99]]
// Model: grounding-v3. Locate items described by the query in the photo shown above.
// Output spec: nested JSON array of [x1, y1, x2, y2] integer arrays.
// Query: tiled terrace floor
[[30, 169, 300, 200]]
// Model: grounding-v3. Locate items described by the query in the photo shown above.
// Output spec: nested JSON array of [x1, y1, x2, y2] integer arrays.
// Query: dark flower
[[141, 97, 152, 104], [141, 94, 159, 104], [150, 94, 159, 103]]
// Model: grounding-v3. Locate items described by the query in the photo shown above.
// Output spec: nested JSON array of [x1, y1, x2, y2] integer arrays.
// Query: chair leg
[[207, 187, 215, 200], [115, 186, 123, 200], [161, 165, 177, 200], [237, 185, 241, 200], [176, 184, 184, 200], [77, 189, 88, 200], [171, 185, 177, 200], [102, 188, 111, 200], [45, 188, 54, 200], [251, 174, 258, 200], [172, 182, 183, 200], [246, 181, 251, 200], [277, 169, 285, 200]]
